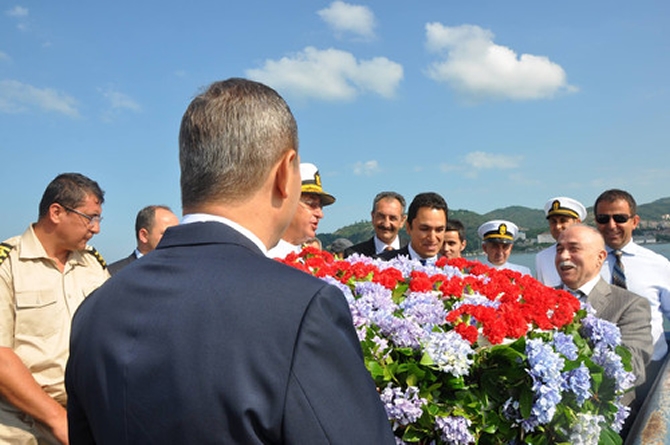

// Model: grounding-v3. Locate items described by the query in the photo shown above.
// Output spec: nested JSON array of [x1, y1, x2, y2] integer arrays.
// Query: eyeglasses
[[595, 214, 633, 224], [61, 204, 103, 226], [300, 197, 323, 210]]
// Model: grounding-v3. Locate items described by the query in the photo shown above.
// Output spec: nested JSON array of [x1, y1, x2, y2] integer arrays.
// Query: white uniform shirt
[[266, 238, 301, 259], [535, 244, 561, 287], [600, 241, 670, 361], [483, 258, 532, 276]]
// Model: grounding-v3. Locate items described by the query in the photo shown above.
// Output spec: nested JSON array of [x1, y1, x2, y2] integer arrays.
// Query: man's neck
[[32, 222, 72, 271]]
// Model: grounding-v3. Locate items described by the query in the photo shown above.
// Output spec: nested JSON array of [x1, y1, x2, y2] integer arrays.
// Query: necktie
[[384, 246, 394, 252], [419, 259, 427, 266], [611, 249, 627, 289]]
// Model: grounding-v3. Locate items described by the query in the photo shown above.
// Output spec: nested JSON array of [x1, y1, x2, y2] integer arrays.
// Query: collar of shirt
[[408, 243, 436, 264], [181, 213, 268, 255], [564, 274, 599, 299], [134, 249, 143, 259], [374, 235, 400, 254]]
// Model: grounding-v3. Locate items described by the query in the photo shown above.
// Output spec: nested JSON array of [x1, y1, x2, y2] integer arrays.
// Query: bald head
[[555, 224, 607, 290]]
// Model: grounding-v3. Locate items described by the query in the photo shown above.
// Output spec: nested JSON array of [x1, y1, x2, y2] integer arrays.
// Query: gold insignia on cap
[[552, 200, 561, 212], [314, 171, 322, 188], [499, 224, 507, 236]]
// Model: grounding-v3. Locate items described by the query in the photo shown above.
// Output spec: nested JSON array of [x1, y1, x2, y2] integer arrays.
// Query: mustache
[[558, 260, 577, 269]]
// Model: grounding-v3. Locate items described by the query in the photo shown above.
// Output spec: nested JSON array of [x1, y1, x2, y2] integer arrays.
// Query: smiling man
[[0, 173, 109, 444], [378, 192, 447, 265], [594, 189, 670, 404], [555, 224, 652, 409], [345, 191, 407, 258]]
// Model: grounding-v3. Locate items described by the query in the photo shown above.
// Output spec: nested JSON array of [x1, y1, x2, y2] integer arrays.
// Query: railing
[[624, 346, 670, 443]]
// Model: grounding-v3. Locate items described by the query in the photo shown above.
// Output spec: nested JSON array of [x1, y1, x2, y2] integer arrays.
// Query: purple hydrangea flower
[[581, 313, 621, 349], [380, 384, 426, 429], [561, 362, 591, 405], [435, 415, 475, 445], [400, 291, 448, 329], [552, 332, 578, 361], [522, 338, 565, 432]]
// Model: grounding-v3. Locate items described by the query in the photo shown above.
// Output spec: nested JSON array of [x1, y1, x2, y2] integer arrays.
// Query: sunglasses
[[595, 214, 633, 224]]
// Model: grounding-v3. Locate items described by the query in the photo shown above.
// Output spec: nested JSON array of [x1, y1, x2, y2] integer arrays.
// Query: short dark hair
[[594, 189, 637, 215], [446, 219, 466, 241], [38, 173, 104, 219], [179, 78, 298, 208], [406, 192, 448, 226], [135, 205, 174, 240], [371, 191, 406, 214]]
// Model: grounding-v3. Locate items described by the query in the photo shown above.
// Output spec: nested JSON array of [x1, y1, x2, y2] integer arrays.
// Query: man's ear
[[49, 203, 65, 224], [138, 228, 150, 244], [275, 149, 298, 199]]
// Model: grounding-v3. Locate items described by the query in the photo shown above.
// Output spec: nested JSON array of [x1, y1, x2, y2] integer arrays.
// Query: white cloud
[[425, 22, 577, 100], [0, 80, 79, 116], [353, 160, 380, 176], [0, 51, 10, 62], [246, 46, 403, 101], [6, 6, 28, 17], [100, 88, 141, 112], [318, 1, 376, 40], [464, 151, 523, 170], [99, 87, 141, 122]]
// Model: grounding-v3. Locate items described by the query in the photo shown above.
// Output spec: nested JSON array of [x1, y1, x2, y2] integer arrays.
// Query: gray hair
[[179, 78, 298, 208]]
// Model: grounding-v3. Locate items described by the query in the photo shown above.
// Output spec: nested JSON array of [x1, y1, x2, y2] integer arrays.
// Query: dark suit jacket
[[344, 236, 408, 258], [107, 252, 137, 276], [586, 278, 653, 405], [376, 245, 411, 261], [66, 222, 394, 444]]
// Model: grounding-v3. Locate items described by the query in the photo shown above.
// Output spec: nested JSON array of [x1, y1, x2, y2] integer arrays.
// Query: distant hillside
[[318, 196, 670, 253]]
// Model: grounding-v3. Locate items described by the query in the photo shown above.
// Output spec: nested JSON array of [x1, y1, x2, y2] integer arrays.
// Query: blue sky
[[1, 1, 669, 262]]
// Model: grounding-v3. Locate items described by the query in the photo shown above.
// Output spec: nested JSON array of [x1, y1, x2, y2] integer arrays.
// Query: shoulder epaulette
[[0, 242, 14, 266], [88, 246, 107, 269]]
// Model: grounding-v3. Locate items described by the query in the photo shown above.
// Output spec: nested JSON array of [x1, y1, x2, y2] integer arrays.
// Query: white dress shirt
[[181, 213, 268, 255], [535, 244, 561, 287], [374, 235, 401, 255], [600, 241, 670, 361], [407, 244, 437, 265]]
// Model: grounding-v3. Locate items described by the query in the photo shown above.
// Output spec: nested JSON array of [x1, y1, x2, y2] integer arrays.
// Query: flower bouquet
[[280, 247, 635, 445]]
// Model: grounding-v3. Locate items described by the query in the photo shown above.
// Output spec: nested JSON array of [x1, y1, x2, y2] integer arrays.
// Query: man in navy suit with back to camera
[[65, 78, 395, 444]]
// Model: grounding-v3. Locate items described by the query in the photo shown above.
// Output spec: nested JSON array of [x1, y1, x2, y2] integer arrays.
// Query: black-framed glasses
[[595, 214, 633, 224], [61, 204, 103, 226]]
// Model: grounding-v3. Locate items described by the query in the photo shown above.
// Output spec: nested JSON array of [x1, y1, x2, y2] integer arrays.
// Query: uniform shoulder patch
[[87, 246, 107, 269], [0, 242, 14, 267]]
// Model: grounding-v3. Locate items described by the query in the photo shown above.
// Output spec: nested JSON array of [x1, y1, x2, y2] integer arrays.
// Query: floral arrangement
[[280, 248, 635, 445]]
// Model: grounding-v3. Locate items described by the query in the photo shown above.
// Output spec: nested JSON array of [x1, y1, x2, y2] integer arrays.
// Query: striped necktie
[[611, 249, 627, 289]]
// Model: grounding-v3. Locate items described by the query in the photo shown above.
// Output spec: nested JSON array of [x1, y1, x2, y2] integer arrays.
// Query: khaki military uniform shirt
[[0, 225, 109, 439]]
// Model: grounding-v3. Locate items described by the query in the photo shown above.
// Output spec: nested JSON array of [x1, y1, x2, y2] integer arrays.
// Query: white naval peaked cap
[[300, 163, 336, 206], [543, 197, 587, 221], [477, 220, 518, 244]]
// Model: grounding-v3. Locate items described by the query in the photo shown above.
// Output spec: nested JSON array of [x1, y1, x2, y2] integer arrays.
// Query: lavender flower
[[380, 384, 426, 429], [591, 347, 636, 393], [612, 402, 630, 433], [400, 291, 448, 329], [522, 338, 565, 432], [561, 362, 591, 405], [422, 330, 474, 376], [581, 313, 621, 349], [350, 281, 397, 328], [552, 332, 578, 361], [435, 415, 475, 445]]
